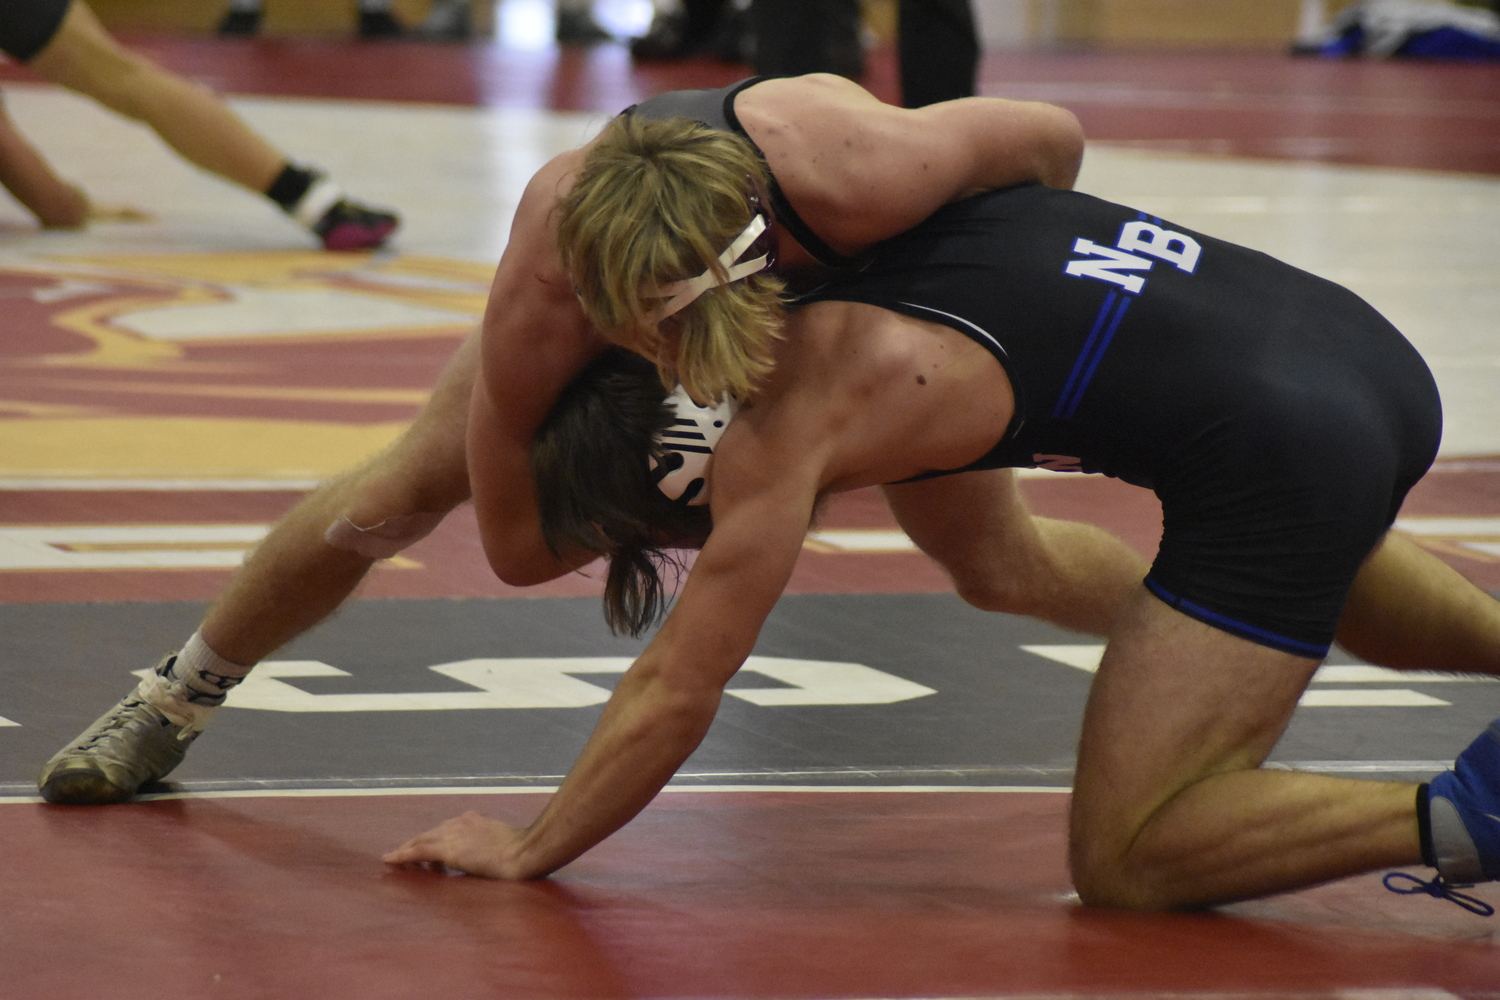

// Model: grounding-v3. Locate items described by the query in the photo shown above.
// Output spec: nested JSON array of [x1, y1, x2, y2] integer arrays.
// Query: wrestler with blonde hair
[[41, 75, 1120, 812], [558, 114, 786, 402]]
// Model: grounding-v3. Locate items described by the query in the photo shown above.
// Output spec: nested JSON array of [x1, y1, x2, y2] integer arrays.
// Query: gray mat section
[[3, 595, 1498, 793]]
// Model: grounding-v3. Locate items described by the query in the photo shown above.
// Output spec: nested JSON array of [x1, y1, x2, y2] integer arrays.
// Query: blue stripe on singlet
[[1144, 576, 1332, 658], [1051, 209, 1159, 421], [1052, 290, 1133, 420]]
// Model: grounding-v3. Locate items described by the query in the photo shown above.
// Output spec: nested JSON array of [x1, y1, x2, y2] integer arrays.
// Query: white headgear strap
[[650, 385, 739, 505], [647, 214, 772, 322]]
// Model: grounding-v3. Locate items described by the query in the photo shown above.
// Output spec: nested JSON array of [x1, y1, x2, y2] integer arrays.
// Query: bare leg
[[28, 1, 284, 193], [1070, 588, 1421, 910], [0, 93, 88, 226], [39, 334, 478, 803], [1336, 530, 1500, 676], [883, 469, 1147, 636], [202, 331, 480, 664]]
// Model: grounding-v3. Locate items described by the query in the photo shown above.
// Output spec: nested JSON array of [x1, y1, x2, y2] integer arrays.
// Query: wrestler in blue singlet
[[806, 184, 1442, 658]]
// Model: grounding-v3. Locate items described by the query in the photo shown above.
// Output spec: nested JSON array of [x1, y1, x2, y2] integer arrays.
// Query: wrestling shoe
[[38, 657, 198, 805], [1427, 718, 1500, 884], [313, 198, 399, 251]]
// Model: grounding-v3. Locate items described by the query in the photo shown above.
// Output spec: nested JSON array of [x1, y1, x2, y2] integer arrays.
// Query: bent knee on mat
[[1068, 844, 1189, 911]]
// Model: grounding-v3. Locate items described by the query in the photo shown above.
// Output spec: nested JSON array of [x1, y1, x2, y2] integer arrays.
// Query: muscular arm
[[389, 312, 875, 878], [467, 152, 612, 585], [739, 74, 1084, 255], [390, 419, 824, 878], [391, 302, 1016, 879], [510, 475, 817, 877]]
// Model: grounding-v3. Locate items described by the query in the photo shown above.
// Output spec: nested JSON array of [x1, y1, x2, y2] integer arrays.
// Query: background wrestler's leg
[[883, 469, 1147, 636], [1335, 530, 1500, 676], [1069, 588, 1420, 910], [29, 2, 283, 192], [26, 2, 396, 248]]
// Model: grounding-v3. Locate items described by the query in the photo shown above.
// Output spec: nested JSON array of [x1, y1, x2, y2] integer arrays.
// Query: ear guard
[[650, 386, 739, 505], [644, 200, 777, 323]]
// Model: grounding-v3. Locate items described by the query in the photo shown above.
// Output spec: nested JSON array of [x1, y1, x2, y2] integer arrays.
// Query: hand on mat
[[384, 810, 530, 879]]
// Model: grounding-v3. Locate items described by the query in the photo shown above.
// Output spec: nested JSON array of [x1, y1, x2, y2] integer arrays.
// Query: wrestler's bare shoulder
[[491, 147, 589, 292], [516, 147, 589, 218], [732, 75, 885, 158], [737, 74, 881, 116], [745, 302, 1012, 490]]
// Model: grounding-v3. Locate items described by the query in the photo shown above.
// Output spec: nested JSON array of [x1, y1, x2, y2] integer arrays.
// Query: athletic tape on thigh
[[323, 511, 446, 558]]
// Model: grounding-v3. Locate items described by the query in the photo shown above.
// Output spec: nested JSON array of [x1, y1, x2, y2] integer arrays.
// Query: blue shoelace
[[1383, 871, 1495, 916]]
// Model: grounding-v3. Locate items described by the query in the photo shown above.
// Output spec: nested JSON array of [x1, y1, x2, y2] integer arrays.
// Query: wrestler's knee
[[1067, 825, 1174, 911], [951, 568, 1035, 616], [948, 541, 1062, 618], [324, 510, 446, 559], [44, 15, 155, 111]]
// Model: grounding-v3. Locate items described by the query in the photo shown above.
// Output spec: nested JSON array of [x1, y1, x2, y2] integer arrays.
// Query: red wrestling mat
[[4, 790, 1498, 999]]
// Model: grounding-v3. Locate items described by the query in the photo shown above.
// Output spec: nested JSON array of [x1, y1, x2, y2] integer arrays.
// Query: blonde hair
[[557, 113, 786, 402]]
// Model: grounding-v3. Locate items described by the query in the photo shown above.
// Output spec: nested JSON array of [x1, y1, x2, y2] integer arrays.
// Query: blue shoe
[[1428, 719, 1500, 884]]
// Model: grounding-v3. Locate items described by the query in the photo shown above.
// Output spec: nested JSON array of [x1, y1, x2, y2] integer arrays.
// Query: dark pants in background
[[750, 0, 978, 107], [897, 0, 978, 107]]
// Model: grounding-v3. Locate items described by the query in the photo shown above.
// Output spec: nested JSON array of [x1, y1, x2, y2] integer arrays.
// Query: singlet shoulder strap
[[627, 78, 862, 270], [723, 81, 861, 269]]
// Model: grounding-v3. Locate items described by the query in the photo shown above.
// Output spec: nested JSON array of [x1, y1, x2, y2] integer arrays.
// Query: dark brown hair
[[532, 348, 714, 636]]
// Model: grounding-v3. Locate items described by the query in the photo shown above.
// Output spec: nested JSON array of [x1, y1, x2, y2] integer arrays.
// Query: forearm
[[510, 670, 722, 877], [468, 448, 595, 586], [467, 367, 597, 586], [966, 98, 1084, 193]]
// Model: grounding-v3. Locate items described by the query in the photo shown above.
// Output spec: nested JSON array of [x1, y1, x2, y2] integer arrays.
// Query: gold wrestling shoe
[[38, 656, 199, 805]]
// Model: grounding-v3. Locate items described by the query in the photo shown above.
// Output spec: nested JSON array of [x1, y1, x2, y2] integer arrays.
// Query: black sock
[[1416, 782, 1437, 868], [265, 164, 317, 213]]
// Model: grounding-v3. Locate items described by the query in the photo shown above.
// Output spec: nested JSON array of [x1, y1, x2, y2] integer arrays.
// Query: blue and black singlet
[[805, 184, 1442, 658]]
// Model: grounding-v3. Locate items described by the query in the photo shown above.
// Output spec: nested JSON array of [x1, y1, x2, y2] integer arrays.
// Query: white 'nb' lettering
[[1064, 221, 1203, 293]]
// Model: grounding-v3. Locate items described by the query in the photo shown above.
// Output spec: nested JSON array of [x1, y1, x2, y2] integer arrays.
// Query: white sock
[[291, 177, 345, 230], [138, 631, 253, 735]]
